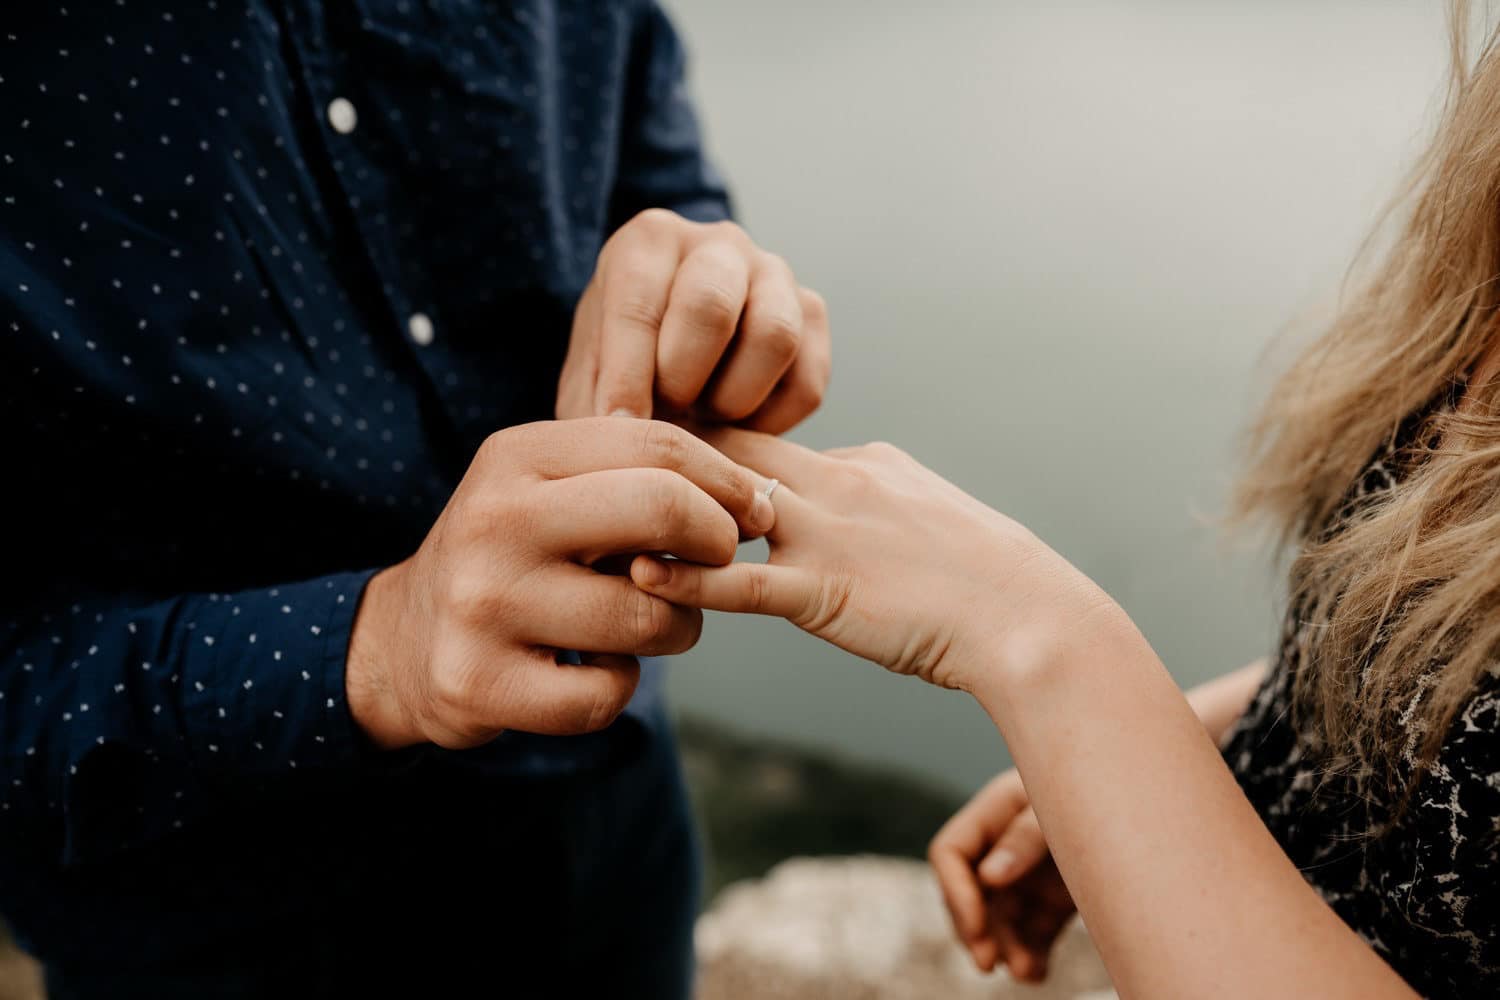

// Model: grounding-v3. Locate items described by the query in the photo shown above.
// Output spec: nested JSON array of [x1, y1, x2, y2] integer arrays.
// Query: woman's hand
[[633, 431, 1416, 1000], [929, 769, 1076, 982], [929, 659, 1268, 981], [629, 429, 1116, 695], [638, 432, 1419, 999]]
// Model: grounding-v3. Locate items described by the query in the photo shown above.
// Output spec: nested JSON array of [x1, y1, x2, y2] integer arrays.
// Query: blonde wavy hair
[[1235, 0, 1500, 802]]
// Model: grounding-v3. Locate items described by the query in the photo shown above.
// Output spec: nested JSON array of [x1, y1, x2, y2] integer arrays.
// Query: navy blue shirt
[[0, 0, 728, 973]]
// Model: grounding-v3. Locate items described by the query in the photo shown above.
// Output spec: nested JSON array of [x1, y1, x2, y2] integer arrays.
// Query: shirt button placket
[[323, 91, 431, 359]]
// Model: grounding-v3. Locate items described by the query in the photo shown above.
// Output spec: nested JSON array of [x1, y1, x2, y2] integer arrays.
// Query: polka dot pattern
[[0, 0, 728, 897]]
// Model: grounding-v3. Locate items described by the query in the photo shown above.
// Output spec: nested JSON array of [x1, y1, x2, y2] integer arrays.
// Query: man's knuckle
[[475, 430, 505, 462], [799, 287, 828, 320], [429, 659, 478, 716], [760, 251, 791, 275], [654, 375, 695, 408], [706, 518, 738, 565], [442, 565, 497, 625], [718, 470, 755, 521], [692, 237, 747, 271], [634, 207, 681, 233], [666, 610, 704, 654], [712, 392, 759, 422], [655, 376, 701, 409], [788, 369, 827, 411], [463, 486, 528, 540], [754, 312, 802, 361], [600, 226, 635, 262], [582, 687, 626, 733], [613, 209, 686, 254], [475, 427, 519, 469], [691, 220, 747, 252], [630, 589, 673, 645], [610, 287, 666, 333], [648, 478, 687, 547], [641, 420, 689, 469], [685, 280, 742, 331], [803, 379, 827, 411]]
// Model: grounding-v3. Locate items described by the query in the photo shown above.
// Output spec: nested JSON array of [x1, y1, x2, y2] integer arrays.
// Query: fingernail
[[980, 849, 1015, 882], [750, 489, 776, 534], [635, 558, 671, 588], [609, 407, 645, 419]]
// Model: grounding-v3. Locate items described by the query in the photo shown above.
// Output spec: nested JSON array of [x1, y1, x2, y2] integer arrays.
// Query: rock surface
[[695, 856, 1115, 1000], [678, 716, 962, 897]]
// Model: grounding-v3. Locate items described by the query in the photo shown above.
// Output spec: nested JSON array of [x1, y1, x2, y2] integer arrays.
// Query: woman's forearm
[[1185, 658, 1267, 745], [969, 609, 1412, 999], [624, 433, 1412, 994]]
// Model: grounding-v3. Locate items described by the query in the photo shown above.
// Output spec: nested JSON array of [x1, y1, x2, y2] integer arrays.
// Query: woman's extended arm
[[633, 431, 1414, 999], [972, 608, 1398, 997], [927, 656, 1271, 981]]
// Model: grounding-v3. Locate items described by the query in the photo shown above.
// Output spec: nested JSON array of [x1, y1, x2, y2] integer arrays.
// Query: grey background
[[661, 1, 1449, 794]]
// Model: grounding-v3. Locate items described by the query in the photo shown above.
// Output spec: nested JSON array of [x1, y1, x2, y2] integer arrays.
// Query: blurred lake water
[[662, 0, 1450, 794]]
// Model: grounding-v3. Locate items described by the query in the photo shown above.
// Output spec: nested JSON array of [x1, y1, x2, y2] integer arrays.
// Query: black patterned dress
[[1222, 409, 1500, 997]]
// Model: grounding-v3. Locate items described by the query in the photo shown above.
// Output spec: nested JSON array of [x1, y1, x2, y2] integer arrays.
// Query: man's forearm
[[0, 571, 374, 864]]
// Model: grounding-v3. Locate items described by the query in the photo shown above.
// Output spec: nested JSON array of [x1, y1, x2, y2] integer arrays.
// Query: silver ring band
[[761, 478, 780, 502]]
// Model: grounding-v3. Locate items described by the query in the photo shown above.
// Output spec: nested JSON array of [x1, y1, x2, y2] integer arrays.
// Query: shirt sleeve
[[1, 570, 376, 866], [608, 2, 734, 228]]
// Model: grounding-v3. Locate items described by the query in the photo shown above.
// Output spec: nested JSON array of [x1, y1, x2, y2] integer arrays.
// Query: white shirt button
[[326, 97, 358, 135], [407, 312, 435, 346]]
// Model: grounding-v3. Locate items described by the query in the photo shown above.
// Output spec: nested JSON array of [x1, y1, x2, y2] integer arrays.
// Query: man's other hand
[[557, 209, 831, 434]]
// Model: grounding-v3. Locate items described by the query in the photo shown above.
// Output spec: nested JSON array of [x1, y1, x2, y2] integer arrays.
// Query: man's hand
[[344, 418, 774, 750], [556, 209, 831, 434]]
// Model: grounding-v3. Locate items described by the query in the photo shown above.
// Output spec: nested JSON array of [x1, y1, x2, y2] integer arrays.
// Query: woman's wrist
[[962, 575, 1149, 722]]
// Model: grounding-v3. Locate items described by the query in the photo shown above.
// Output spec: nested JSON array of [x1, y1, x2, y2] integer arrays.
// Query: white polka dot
[[327, 97, 358, 135], [407, 312, 434, 346]]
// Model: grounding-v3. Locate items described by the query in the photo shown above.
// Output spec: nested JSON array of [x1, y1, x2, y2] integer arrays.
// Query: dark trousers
[[36, 706, 701, 1000]]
